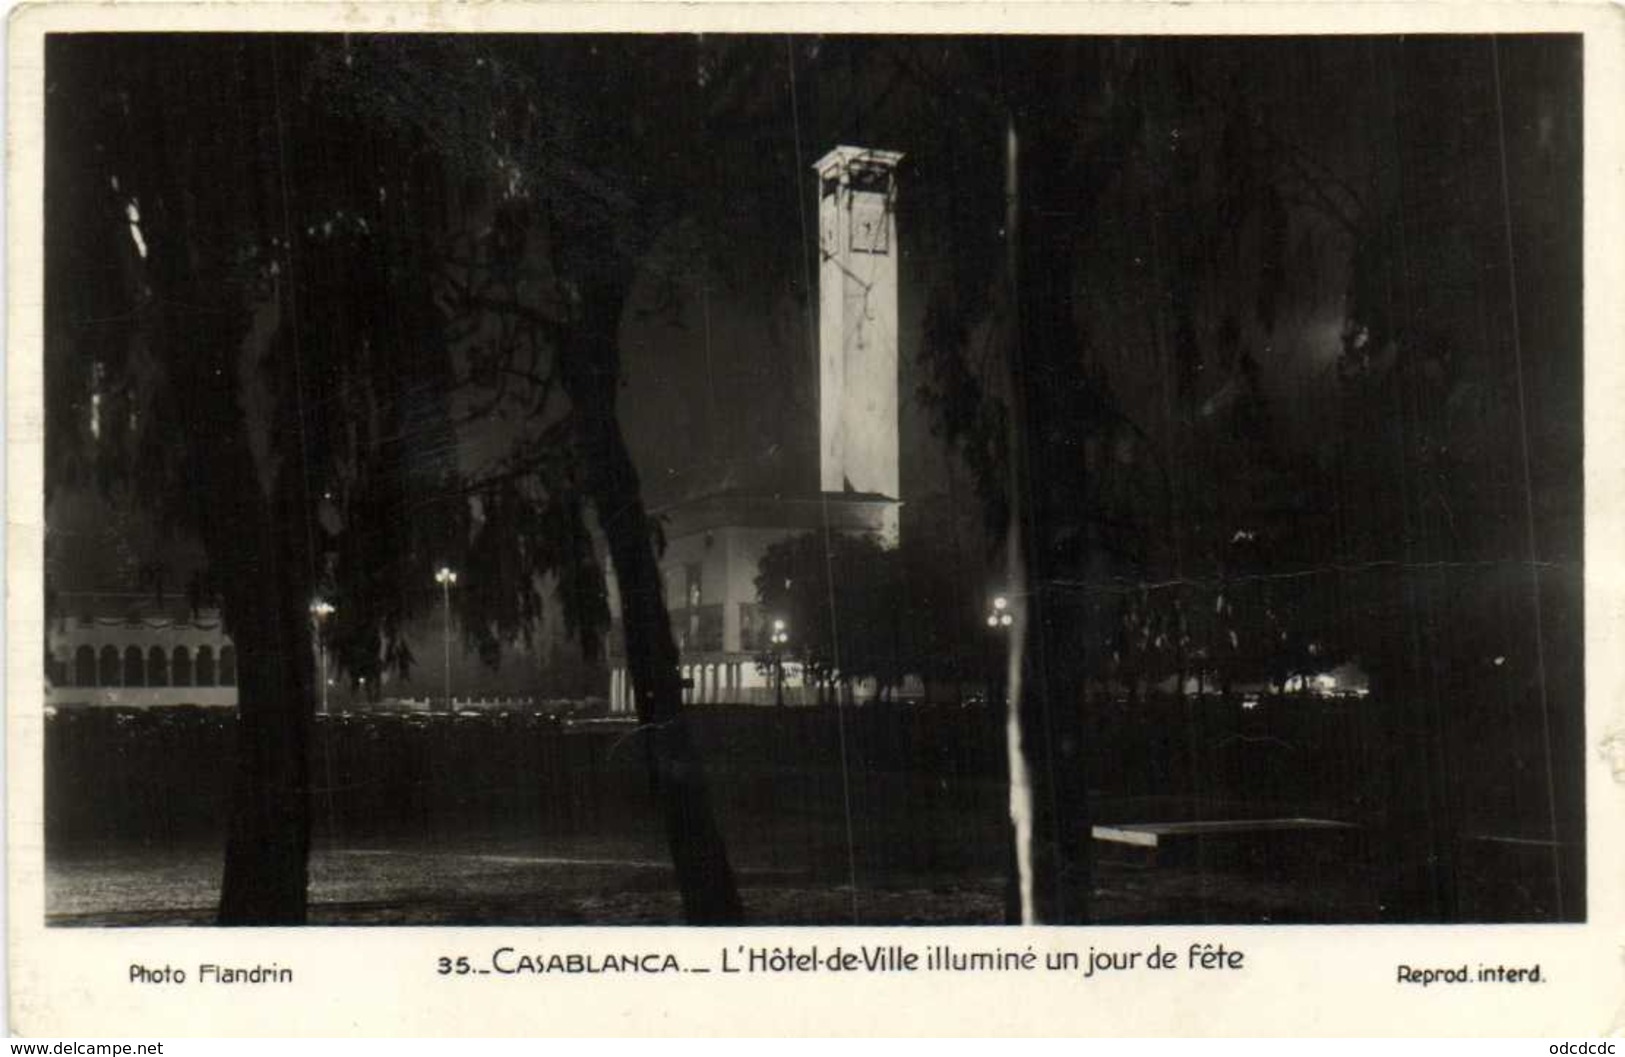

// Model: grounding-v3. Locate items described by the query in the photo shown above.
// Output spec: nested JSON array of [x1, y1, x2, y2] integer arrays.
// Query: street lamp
[[309, 599, 335, 714], [770, 618, 789, 707], [984, 594, 1013, 705], [435, 566, 458, 712]]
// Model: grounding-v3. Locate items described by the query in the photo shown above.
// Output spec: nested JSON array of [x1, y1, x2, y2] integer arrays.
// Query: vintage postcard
[[7, 0, 1624, 1037]]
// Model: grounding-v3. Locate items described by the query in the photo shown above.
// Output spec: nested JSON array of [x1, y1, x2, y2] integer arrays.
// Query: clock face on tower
[[849, 194, 890, 255]]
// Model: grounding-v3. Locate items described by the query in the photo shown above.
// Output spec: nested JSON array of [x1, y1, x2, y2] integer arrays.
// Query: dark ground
[[42, 701, 1569, 925], [46, 823, 1380, 927]]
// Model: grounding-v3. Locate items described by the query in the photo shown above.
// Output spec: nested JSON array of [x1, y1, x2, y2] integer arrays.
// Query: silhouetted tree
[[45, 35, 744, 923], [1328, 38, 1582, 920], [344, 36, 785, 922], [755, 531, 986, 702]]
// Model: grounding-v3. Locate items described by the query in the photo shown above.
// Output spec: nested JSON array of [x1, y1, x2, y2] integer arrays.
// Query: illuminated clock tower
[[814, 145, 904, 546]]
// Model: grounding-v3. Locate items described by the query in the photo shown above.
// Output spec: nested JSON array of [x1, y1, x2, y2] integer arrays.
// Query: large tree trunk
[[217, 611, 315, 924], [208, 246, 320, 924], [216, 476, 317, 925], [1355, 389, 1459, 923], [562, 277, 743, 925], [1002, 63, 1090, 925], [1000, 41, 1148, 923]]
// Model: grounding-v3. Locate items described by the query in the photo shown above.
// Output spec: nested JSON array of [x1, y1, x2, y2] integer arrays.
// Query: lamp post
[[770, 618, 789, 707], [985, 594, 1013, 704], [435, 566, 457, 712], [309, 599, 335, 714]]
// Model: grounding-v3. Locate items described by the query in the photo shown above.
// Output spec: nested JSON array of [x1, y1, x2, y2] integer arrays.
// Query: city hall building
[[607, 145, 905, 711]]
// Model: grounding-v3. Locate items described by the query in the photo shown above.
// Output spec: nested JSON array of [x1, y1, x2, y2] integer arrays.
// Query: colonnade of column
[[609, 661, 764, 712]]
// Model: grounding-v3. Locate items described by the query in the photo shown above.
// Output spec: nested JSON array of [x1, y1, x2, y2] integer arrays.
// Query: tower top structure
[[813, 145, 906, 178], [813, 144, 904, 546]]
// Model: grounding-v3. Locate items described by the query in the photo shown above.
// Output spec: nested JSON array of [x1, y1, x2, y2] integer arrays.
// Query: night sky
[[45, 34, 1582, 692]]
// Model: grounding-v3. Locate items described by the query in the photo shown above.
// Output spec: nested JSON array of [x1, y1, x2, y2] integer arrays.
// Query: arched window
[[75, 646, 96, 686], [123, 646, 145, 687], [98, 646, 120, 687], [147, 646, 168, 687], [219, 645, 236, 687], [171, 646, 192, 687], [196, 645, 215, 687]]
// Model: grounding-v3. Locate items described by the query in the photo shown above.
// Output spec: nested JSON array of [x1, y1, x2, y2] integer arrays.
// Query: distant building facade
[[45, 592, 238, 708], [608, 145, 904, 712]]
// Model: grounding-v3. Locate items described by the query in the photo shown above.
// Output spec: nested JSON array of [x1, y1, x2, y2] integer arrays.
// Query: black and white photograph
[[30, 25, 1591, 937], [14, 0, 1625, 1036]]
